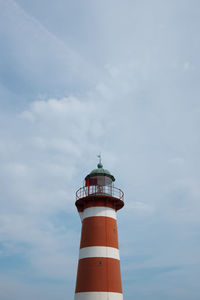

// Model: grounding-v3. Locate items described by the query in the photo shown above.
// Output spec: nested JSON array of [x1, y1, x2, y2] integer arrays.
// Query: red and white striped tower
[[74, 159, 124, 300]]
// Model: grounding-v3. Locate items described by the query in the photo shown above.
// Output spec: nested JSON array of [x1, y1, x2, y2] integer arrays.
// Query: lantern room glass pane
[[86, 175, 112, 187], [104, 176, 112, 186]]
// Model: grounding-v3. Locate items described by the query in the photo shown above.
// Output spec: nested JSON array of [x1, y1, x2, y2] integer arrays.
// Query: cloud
[[0, 274, 74, 300], [1, 1, 200, 299], [1, 63, 200, 294], [0, 92, 116, 287], [0, 0, 97, 99]]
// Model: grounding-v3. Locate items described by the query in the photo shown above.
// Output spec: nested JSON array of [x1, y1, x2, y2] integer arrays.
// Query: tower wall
[[75, 200, 123, 300]]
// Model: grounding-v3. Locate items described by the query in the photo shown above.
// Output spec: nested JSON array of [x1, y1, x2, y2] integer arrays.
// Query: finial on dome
[[97, 153, 103, 169]]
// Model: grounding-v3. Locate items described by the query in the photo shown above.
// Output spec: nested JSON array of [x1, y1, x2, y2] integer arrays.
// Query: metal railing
[[76, 185, 124, 202]]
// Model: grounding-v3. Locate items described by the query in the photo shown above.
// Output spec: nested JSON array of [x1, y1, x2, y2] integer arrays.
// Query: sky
[[0, 0, 200, 299]]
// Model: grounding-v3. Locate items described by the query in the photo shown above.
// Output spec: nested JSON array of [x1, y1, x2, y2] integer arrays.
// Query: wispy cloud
[[0, 0, 200, 299]]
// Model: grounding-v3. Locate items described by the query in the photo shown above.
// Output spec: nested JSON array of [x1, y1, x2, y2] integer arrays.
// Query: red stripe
[[80, 217, 119, 249], [75, 257, 122, 293]]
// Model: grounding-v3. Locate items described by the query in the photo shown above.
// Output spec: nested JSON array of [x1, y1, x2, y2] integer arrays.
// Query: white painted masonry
[[74, 292, 123, 300], [82, 206, 116, 221], [79, 212, 83, 221], [79, 246, 120, 260]]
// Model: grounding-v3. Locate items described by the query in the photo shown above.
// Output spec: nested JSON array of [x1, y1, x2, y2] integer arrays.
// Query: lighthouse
[[74, 158, 124, 300]]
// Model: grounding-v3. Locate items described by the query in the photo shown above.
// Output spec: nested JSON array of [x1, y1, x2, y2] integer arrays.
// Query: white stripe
[[82, 206, 116, 220], [79, 212, 83, 222], [75, 292, 123, 300], [79, 246, 120, 260]]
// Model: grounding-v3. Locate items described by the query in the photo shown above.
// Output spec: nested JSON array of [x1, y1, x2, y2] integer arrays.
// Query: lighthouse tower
[[74, 159, 124, 300]]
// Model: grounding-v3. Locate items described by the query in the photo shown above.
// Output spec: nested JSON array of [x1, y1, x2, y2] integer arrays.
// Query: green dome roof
[[85, 163, 115, 181]]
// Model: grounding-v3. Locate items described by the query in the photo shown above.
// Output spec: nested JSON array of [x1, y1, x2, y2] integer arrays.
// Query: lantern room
[[85, 161, 115, 187]]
